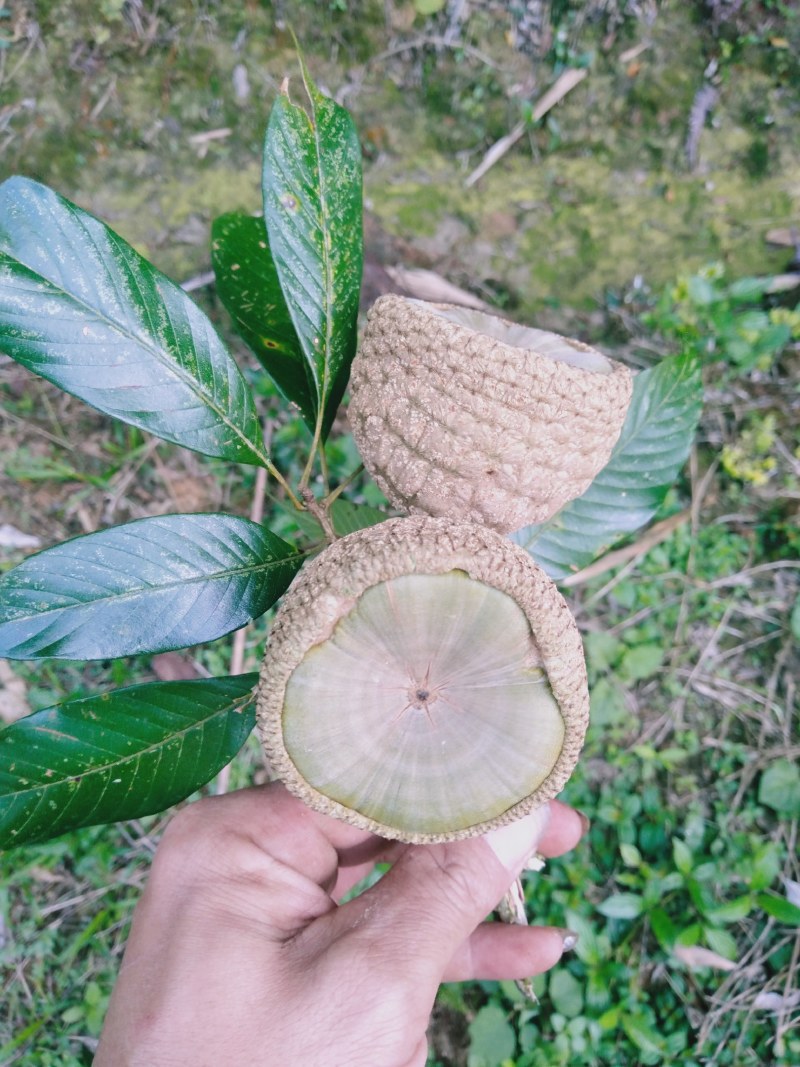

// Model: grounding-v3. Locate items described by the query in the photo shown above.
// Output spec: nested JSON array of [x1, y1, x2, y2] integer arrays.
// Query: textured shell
[[256, 516, 589, 844], [348, 295, 633, 533]]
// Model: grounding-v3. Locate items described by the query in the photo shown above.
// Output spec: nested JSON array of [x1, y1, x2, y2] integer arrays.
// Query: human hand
[[95, 782, 587, 1067]]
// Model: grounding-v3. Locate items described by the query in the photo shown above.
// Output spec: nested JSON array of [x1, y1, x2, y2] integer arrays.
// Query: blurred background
[[1, 2, 798, 1064]]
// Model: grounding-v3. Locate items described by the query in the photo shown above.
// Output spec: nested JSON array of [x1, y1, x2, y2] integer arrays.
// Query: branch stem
[[324, 463, 364, 507]]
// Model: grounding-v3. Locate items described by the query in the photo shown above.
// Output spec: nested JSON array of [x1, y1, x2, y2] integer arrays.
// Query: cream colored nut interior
[[281, 570, 565, 837], [419, 302, 614, 374]]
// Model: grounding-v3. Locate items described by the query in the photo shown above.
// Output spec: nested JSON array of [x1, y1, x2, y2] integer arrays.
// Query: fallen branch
[[465, 68, 587, 188]]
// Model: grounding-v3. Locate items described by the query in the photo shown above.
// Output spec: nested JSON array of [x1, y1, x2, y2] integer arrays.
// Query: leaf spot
[[280, 193, 299, 212]]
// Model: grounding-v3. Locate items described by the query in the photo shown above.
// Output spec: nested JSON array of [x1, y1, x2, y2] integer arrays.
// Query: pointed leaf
[[513, 353, 703, 580], [262, 62, 363, 439], [0, 514, 302, 660], [0, 178, 267, 466], [211, 212, 316, 431], [757, 892, 800, 926], [0, 675, 257, 848], [597, 893, 645, 919]]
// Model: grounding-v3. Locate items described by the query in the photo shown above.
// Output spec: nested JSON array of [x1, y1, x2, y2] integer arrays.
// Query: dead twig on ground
[[216, 422, 272, 795], [465, 68, 587, 187]]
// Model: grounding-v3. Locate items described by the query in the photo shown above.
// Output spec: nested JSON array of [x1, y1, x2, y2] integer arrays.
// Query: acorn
[[348, 295, 633, 533], [256, 516, 589, 843]]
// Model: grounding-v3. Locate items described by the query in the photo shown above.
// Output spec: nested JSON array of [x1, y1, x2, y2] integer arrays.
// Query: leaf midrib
[[4, 552, 300, 624], [0, 241, 267, 466], [1, 687, 256, 805], [308, 95, 337, 406]]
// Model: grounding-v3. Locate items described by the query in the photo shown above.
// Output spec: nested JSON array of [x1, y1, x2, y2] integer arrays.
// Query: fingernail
[[576, 810, 590, 837], [558, 928, 579, 951], [485, 807, 550, 872]]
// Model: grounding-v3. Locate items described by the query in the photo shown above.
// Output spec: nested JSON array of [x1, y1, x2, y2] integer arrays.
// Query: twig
[[367, 34, 498, 70], [229, 463, 268, 678], [324, 463, 365, 507], [465, 69, 587, 187], [180, 270, 216, 293], [619, 42, 651, 64], [216, 437, 271, 796], [301, 487, 336, 544], [89, 76, 117, 121], [685, 83, 718, 172]]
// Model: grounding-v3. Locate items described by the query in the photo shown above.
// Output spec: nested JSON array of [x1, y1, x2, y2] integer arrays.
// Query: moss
[[2, 0, 798, 318]]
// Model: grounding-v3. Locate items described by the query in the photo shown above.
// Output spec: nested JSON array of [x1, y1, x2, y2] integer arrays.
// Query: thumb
[[340, 807, 550, 982]]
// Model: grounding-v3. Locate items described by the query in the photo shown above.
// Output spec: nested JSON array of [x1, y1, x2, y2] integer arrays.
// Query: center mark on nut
[[409, 684, 438, 709]]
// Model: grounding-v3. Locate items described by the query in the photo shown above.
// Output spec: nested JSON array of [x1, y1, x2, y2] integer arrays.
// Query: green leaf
[[549, 968, 584, 1018], [672, 838, 693, 876], [618, 643, 664, 683], [583, 630, 623, 673], [0, 514, 301, 660], [703, 926, 739, 959], [621, 1014, 669, 1059], [759, 758, 800, 818], [589, 676, 629, 728], [757, 892, 800, 926], [650, 906, 678, 951], [0, 675, 256, 848], [564, 909, 608, 966], [675, 923, 702, 946], [620, 842, 642, 867], [597, 893, 645, 919], [262, 60, 363, 440], [211, 212, 316, 432], [467, 1003, 516, 1067], [328, 499, 389, 536], [0, 178, 267, 467], [703, 894, 753, 925], [514, 353, 703, 580], [749, 841, 782, 891], [727, 276, 772, 302]]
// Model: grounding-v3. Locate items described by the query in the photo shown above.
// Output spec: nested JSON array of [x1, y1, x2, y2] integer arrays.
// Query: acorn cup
[[256, 517, 589, 844], [348, 295, 633, 533]]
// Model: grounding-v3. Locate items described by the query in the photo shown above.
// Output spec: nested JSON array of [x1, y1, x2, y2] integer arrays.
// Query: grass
[[1, 2, 799, 1064]]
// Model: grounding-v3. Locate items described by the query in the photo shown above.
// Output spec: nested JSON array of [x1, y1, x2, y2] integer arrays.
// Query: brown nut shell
[[348, 295, 633, 533], [256, 516, 589, 843]]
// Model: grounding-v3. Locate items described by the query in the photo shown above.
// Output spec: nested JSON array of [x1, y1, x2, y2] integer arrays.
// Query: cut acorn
[[257, 516, 589, 843], [348, 295, 634, 533]]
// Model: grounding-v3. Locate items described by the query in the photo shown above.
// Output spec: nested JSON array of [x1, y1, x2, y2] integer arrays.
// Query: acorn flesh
[[257, 517, 589, 843], [348, 295, 633, 533]]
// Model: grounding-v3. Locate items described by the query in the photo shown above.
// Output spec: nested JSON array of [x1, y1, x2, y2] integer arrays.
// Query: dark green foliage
[[0, 676, 257, 848], [212, 212, 317, 433], [0, 515, 301, 660], [261, 57, 363, 442], [0, 179, 268, 467]]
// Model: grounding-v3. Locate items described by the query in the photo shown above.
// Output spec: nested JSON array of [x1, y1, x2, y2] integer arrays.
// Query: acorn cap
[[348, 295, 633, 533], [256, 516, 589, 843]]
